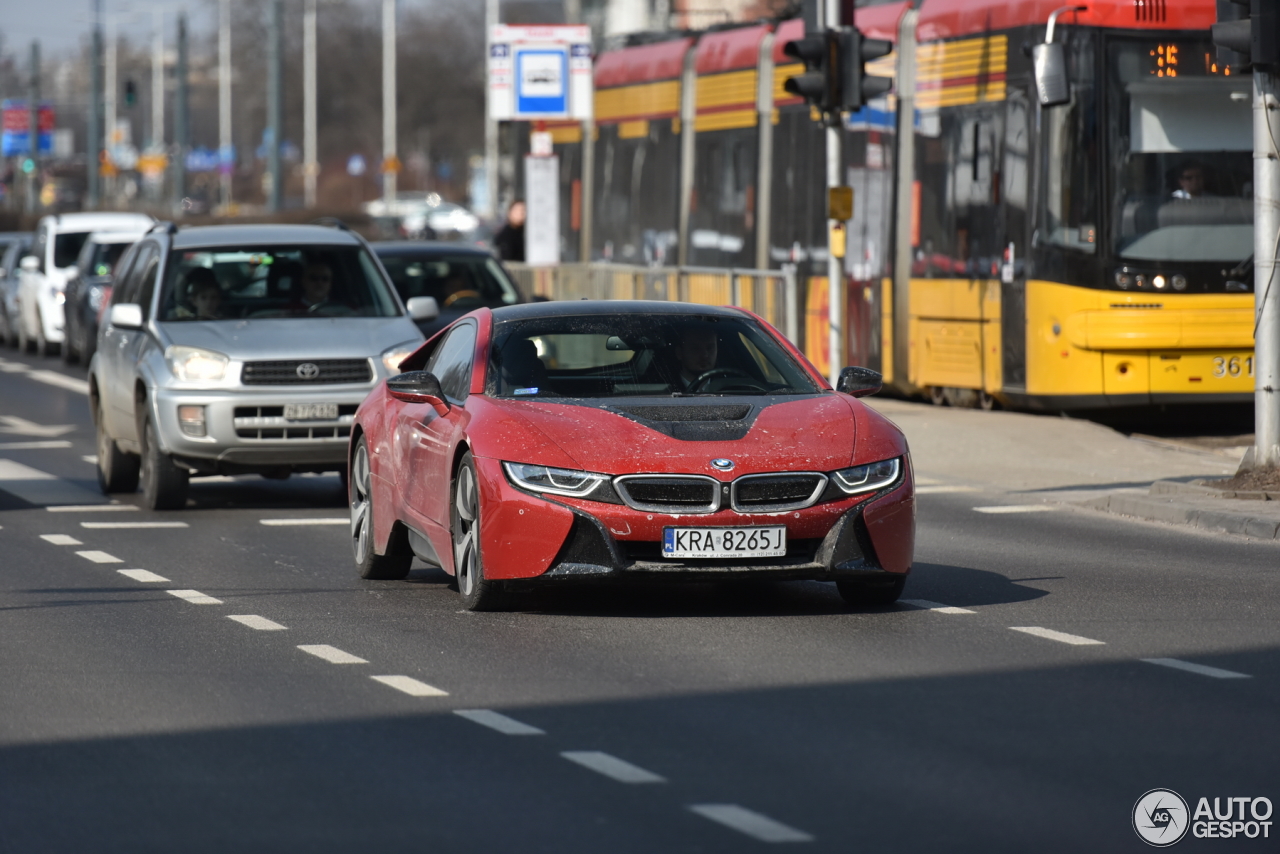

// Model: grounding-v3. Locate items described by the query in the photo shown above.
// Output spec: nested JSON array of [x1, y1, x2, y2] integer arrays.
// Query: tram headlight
[[1134, 274, 1148, 289], [1115, 271, 1133, 289], [1171, 274, 1188, 291], [1153, 274, 1167, 290]]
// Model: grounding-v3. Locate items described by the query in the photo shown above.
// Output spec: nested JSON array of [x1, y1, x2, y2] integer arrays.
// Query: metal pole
[[382, 0, 397, 205], [268, 0, 283, 212], [303, 0, 318, 208], [88, 0, 103, 209], [151, 8, 163, 150], [484, 0, 498, 219], [1253, 68, 1280, 469], [824, 0, 842, 385], [105, 13, 116, 198], [219, 0, 232, 208], [173, 11, 188, 212], [27, 41, 40, 215]]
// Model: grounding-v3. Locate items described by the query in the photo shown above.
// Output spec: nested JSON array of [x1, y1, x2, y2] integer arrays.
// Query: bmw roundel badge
[[710, 458, 734, 472]]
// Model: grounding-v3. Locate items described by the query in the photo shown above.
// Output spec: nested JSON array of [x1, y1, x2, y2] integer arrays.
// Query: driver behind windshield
[[673, 327, 720, 392]]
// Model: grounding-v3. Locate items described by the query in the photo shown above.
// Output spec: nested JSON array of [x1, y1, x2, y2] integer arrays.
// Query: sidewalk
[[865, 398, 1280, 542]]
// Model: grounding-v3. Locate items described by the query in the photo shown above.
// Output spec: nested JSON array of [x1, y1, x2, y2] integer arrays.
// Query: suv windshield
[[488, 314, 819, 398], [378, 251, 520, 311], [160, 245, 401, 321], [55, 232, 91, 269], [87, 242, 131, 278], [1108, 38, 1253, 262]]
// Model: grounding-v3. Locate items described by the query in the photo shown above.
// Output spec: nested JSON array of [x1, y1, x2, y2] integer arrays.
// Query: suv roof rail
[[149, 221, 179, 235], [311, 217, 350, 231]]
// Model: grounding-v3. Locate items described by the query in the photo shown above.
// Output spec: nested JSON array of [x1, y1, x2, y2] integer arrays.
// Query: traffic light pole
[[825, 0, 843, 387], [1253, 67, 1280, 469]]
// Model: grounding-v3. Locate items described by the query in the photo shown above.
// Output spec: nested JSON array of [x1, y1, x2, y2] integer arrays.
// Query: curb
[[1081, 492, 1280, 540]]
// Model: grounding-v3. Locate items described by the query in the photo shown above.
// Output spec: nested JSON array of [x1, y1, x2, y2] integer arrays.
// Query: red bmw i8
[[348, 300, 914, 610]]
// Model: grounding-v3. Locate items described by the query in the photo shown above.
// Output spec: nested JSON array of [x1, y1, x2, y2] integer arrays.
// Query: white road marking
[[0, 357, 28, 373], [900, 599, 976, 615], [298, 644, 367, 664], [26, 370, 90, 395], [166, 589, 223, 604], [47, 503, 137, 512], [0, 415, 75, 437], [0, 440, 72, 450], [973, 505, 1057, 514], [0, 460, 108, 506], [118, 569, 170, 583], [76, 550, 122, 564], [915, 485, 980, 494], [371, 675, 449, 697], [228, 614, 287, 631], [454, 709, 544, 735], [914, 476, 942, 485], [560, 751, 665, 784], [689, 804, 814, 843], [1010, 626, 1105, 646], [1142, 658, 1251, 679], [260, 518, 349, 526], [40, 534, 83, 545], [80, 521, 189, 529], [82, 455, 98, 464]]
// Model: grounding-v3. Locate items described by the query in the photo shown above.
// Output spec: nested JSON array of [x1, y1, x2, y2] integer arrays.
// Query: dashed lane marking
[[40, 534, 83, 545], [298, 644, 367, 664], [118, 569, 170, 583], [0, 440, 72, 450], [688, 804, 814, 843], [561, 751, 666, 784], [0, 460, 108, 506], [973, 505, 1057, 514], [1010, 626, 1105, 646], [371, 675, 449, 697], [82, 455, 97, 464], [26, 370, 90, 395], [454, 709, 545, 735], [259, 518, 349, 526], [1142, 658, 1251, 679], [80, 521, 189, 529], [900, 599, 976, 615], [228, 615, 288, 631], [915, 485, 980, 495], [914, 476, 942, 485], [166, 591, 224, 604], [47, 504, 137, 513], [76, 550, 122, 564]]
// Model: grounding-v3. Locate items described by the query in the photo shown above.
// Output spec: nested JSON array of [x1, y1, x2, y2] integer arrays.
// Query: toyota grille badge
[[296, 362, 320, 380]]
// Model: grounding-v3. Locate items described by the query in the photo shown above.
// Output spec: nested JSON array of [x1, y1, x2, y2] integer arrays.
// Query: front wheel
[[452, 452, 505, 611], [350, 437, 411, 580], [139, 415, 189, 510], [836, 576, 906, 608]]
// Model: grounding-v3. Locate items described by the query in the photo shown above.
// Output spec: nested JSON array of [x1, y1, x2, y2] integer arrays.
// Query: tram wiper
[[1226, 253, 1253, 279]]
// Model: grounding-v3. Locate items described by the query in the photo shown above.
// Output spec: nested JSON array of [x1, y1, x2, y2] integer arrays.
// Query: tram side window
[[1041, 34, 1099, 255]]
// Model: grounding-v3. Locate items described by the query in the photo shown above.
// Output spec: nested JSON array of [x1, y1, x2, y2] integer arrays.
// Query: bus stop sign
[[489, 25, 592, 121]]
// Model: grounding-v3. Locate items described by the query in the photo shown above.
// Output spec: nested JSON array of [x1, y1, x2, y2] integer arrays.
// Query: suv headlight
[[166, 345, 230, 382], [503, 462, 609, 498], [832, 457, 900, 494], [380, 340, 422, 376]]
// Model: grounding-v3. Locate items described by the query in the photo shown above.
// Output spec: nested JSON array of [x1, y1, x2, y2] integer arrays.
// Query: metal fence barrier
[[506, 263, 801, 347]]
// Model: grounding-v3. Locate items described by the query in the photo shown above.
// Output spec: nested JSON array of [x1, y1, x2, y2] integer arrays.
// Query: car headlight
[[832, 457, 900, 494], [166, 345, 230, 382], [503, 462, 609, 498], [380, 340, 422, 376], [53, 288, 65, 305]]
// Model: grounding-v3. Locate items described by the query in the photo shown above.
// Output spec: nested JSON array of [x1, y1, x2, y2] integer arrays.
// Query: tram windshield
[[1107, 39, 1253, 262]]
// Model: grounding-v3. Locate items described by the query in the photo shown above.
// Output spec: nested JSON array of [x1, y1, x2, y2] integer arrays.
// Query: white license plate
[[283, 403, 338, 421], [662, 526, 786, 559]]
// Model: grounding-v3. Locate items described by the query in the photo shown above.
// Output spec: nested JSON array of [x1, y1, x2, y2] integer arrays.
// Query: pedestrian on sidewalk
[[493, 200, 526, 263]]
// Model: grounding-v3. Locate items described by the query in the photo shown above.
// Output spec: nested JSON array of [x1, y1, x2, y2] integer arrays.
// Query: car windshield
[[55, 232, 91, 269], [159, 245, 401, 321], [378, 252, 519, 311], [488, 314, 819, 398], [88, 242, 131, 277]]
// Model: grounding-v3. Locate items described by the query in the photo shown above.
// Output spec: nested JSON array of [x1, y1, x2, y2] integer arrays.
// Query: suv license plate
[[662, 526, 786, 559], [283, 403, 338, 421]]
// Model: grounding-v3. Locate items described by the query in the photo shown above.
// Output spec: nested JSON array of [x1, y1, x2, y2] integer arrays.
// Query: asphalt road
[[1, 350, 1277, 853]]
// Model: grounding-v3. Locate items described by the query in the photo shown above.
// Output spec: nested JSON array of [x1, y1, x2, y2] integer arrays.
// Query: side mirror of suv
[[836, 366, 883, 398], [109, 303, 144, 330], [387, 370, 449, 415], [406, 296, 440, 322], [20, 256, 39, 273]]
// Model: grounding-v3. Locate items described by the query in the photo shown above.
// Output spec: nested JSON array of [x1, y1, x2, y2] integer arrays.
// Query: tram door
[[1000, 85, 1032, 392]]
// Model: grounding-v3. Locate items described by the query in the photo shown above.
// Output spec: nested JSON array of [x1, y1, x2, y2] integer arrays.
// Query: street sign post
[[489, 25, 592, 121], [525, 155, 560, 267]]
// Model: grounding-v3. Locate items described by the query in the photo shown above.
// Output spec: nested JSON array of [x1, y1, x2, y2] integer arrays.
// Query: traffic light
[[784, 30, 836, 113], [1213, 0, 1280, 69], [840, 27, 893, 111], [124, 79, 137, 107]]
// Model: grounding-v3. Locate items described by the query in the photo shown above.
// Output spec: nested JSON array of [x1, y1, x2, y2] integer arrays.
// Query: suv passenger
[[90, 223, 434, 509]]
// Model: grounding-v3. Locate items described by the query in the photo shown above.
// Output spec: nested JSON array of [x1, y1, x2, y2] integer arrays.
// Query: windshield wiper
[[1226, 254, 1254, 279]]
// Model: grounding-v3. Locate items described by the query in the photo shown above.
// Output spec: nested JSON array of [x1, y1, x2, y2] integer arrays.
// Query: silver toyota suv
[[89, 223, 435, 509]]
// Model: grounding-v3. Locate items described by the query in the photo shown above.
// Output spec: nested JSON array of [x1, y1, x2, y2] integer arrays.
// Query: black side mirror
[[387, 370, 449, 414], [836, 366, 883, 398]]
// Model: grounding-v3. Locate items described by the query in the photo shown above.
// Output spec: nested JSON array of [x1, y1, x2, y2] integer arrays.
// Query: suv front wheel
[[140, 414, 189, 510], [95, 397, 139, 494]]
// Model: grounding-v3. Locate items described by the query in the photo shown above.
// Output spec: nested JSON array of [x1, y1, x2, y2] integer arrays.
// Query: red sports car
[[348, 301, 914, 610]]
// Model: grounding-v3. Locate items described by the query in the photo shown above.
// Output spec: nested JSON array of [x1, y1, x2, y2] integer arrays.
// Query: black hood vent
[[610, 404, 752, 422]]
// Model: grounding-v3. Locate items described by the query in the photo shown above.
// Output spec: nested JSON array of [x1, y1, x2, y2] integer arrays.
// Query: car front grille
[[241, 359, 372, 385], [731, 473, 827, 513], [232, 404, 358, 441], [614, 475, 721, 514]]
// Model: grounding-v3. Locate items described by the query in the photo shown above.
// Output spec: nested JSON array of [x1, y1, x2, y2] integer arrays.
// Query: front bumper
[[474, 456, 915, 583], [152, 384, 374, 473]]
